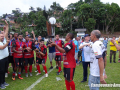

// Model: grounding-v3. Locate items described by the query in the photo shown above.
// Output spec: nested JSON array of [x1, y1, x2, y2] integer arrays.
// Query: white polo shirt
[[90, 40, 105, 77], [80, 42, 92, 62], [0, 38, 9, 59]]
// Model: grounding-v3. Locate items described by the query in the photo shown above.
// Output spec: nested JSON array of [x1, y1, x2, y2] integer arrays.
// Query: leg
[[36, 58, 41, 74], [110, 50, 113, 63], [48, 53, 53, 69], [82, 62, 87, 82], [113, 51, 116, 63]]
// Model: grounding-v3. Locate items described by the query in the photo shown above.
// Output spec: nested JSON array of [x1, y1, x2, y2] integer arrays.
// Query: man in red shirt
[[35, 39, 48, 77], [55, 35, 64, 75], [12, 34, 25, 80], [24, 35, 36, 77], [50, 33, 76, 90]]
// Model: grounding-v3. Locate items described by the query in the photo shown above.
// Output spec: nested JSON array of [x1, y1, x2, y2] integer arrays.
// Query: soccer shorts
[[78, 51, 82, 58], [36, 57, 47, 64], [24, 57, 34, 65], [48, 52, 55, 62], [63, 68, 75, 81], [8, 56, 14, 63], [15, 58, 23, 67], [55, 55, 62, 61], [74, 53, 78, 60]]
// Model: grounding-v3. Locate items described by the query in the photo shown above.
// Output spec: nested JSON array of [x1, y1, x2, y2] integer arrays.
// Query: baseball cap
[[84, 34, 90, 37]]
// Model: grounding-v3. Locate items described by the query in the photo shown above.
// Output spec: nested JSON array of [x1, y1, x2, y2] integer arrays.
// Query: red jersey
[[64, 41, 76, 68], [55, 40, 64, 56], [36, 45, 47, 59], [13, 41, 25, 58], [24, 41, 34, 58], [12, 38, 18, 57], [8, 40, 13, 56]]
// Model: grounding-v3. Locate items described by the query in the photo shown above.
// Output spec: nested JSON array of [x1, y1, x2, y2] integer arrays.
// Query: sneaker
[[36, 73, 41, 76], [12, 76, 15, 81], [45, 73, 48, 77], [15, 73, 17, 76], [5, 73, 8, 78], [18, 76, 23, 79], [49, 66, 53, 69], [35, 70, 38, 72], [57, 72, 60, 75], [26, 73, 28, 77], [81, 80, 87, 83], [0, 84, 6, 89], [43, 70, 45, 72], [56, 66, 58, 69], [30, 73, 32, 76], [3, 82, 9, 86]]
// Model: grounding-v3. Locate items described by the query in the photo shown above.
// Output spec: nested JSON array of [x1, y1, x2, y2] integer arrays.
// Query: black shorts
[[64, 68, 75, 81], [15, 58, 23, 67], [55, 55, 62, 61], [36, 57, 46, 64], [24, 57, 34, 65], [78, 51, 82, 58], [8, 56, 14, 63]]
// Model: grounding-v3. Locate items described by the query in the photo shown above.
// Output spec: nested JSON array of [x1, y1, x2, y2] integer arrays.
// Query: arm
[[111, 40, 120, 51], [31, 30, 35, 41], [55, 44, 66, 53], [4, 20, 9, 40], [40, 48, 47, 56], [79, 43, 90, 49], [0, 40, 9, 49]]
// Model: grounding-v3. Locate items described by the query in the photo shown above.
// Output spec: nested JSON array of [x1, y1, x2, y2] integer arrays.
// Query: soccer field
[[4, 43, 120, 90]]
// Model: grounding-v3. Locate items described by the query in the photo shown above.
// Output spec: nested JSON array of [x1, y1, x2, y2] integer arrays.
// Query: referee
[[0, 20, 10, 89]]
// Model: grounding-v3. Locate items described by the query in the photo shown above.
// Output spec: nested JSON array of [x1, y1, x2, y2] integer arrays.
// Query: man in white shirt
[[79, 34, 91, 82], [88, 30, 107, 90], [0, 20, 10, 89]]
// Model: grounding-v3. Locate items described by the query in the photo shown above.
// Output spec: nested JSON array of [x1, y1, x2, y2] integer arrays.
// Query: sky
[[0, 0, 120, 16]]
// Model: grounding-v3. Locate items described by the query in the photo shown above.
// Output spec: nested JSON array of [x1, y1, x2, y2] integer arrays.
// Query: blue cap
[[84, 34, 90, 37]]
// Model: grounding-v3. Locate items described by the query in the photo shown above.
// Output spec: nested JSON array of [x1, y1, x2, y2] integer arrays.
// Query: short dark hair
[[68, 33, 74, 40], [18, 34, 22, 36], [40, 39, 44, 42]]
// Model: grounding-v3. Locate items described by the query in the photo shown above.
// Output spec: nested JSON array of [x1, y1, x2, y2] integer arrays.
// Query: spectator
[[78, 36, 82, 64], [110, 36, 118, 63], [103, 37, 108, 53]]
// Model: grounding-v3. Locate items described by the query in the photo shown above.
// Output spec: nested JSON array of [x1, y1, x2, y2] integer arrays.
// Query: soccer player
[[89, 30, 107, 90], [35, 39, 48, 77], [50, 33, 76, 90], [12, 34, 25, 80], [55, 35, 64, 75], [24, 35, 36, 77]]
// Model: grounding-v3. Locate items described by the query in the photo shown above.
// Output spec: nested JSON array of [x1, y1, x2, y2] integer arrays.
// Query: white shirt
[[0, 38, 9, 59], [80, 42, 92, 62], [90, 41, 105, 76]]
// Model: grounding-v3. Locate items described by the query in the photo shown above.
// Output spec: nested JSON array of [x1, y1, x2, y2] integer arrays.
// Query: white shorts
[[74, 53, 78, 60], [48, 52, 56, 62]]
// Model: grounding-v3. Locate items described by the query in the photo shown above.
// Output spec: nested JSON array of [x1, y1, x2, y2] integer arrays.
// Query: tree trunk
[[105, 25, 109, 34]]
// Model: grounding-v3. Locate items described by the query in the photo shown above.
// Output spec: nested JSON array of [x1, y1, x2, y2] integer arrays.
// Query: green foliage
[[84, 18, 96, 32]]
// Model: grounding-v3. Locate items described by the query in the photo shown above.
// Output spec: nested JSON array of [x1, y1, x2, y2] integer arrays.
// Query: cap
[[84, 34, 90, 37]]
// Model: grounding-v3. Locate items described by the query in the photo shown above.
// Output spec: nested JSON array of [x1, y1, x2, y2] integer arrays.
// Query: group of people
[[0, 20, 120, 90]]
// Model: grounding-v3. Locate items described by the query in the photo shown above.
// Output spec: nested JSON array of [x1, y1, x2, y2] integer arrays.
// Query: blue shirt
[[46, 41, 55, 53], [74, 40, 79, 53], [103, 40, 108, 48]]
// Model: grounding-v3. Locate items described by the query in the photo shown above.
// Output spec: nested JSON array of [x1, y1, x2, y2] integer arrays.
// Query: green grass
[[3, 42, 120, 90]]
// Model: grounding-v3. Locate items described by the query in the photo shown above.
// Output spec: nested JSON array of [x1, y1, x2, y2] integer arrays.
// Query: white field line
[[26, 66, 56, 90]]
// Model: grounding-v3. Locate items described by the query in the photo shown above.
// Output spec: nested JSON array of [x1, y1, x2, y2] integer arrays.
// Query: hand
[[5, 20, 8, 25], [17, 51, 22, 54], [31, 30, 34, 34], [85, 43, 90, 46], [50, 42, 56, 46], [7, 39, 10, 43], [111, 39, 115, 44], [100, 75, 107, 84]]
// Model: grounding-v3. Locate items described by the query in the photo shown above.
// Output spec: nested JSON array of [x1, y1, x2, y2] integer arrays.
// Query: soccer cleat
[[49, 66, 53, 69], [5, 73, 8, 78], [45, 73, 48, 77], [35, 70, 38, 72], [0, 84, 6, 89], [36, 73, 41, 76], [26, 73, 28, 77], [57, 72, 60, 75], [81, 80, 87, 83], [18, 76, 23, 80], [43, 70, 45, 72], [3, 82, 9, 86], [12, 76, 15, 81], [30, 73, 32, 76], [56, 66, 58, 69]]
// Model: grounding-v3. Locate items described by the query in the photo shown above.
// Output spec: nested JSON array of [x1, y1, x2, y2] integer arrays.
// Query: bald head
[[91, 30, 101, 39]]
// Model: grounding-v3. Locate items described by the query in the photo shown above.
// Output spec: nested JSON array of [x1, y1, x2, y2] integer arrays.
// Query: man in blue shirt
[[103, 37, 108, 50], [74, 37, 79, 63], [46, 38, 55, 69]]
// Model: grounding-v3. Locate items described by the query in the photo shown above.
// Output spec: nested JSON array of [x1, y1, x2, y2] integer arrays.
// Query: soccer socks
[[58, 67, 61, 72], [69, 81, 75, 90], [43, 66, 47, 74], [29, 65, 32, 73], [37, 65, 41, 73], [25, 66, 28, 73], [12, 72, 15, 77], [65, 80, 70, 90]]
